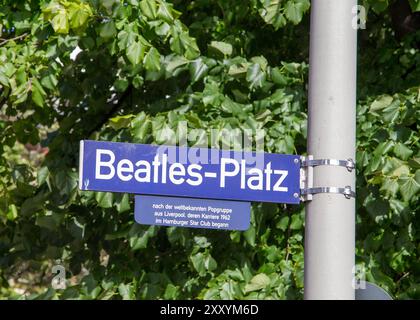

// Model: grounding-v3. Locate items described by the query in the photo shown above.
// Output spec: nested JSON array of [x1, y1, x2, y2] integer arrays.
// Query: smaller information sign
[[135, 195, 250, 231]]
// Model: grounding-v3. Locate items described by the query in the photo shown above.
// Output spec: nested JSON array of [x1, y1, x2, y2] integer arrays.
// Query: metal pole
[[305, 0, 357, 299]]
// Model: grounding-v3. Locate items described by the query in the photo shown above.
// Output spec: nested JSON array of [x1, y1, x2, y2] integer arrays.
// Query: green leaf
[[374, 141, 395, 157], [276, 216, 289, 231], [144, 47, 161, 71], [382, 157, 410, 178], [370, 95, 393, 111], [380, 178, 399, 197], [132, 75, 144, 88], [95, 192, 114, 208], [129, 232, 149, 250], [368, 268, 395, 293], [399, 176, 420, 202], [113, 79, 129, 92], [108, 114, 134, 130], [244, 273, 270, 293], [21, 192, 46, 216], [208, 41, 233, 57], [228, 63, 248, 77], [189, 58, 209, 83], [32, 84, 45, 107], [131, 112, 151, 142], [155, 124, 175, 144], [282, 62, 300, 74], [41, 73, 58, 90], [68, 2, 92, 30], [55, 171, 77, 195], [12, 84, 29, 105], [36, 214, 60, 231], [118, 283, 134, 300], [37, 167, 50, 186], [409, 0, 420, 11], [16, 67, 27, 85], [204, 254, 217, 272], [164, 284, 178, 299], [221, 97, 246, 116], [382, 99, 400, 123], [171, 32, 200, 60], [126, 41, 146, 65], [118, 29, 136, 50], [115, 193, 131, 213], [128, 224, 155, 250], [290, 213, 302, 230], [190, 252, 206, 276], [259, 0, 287, 30], [243, 224, 256, 247], [285, 0, 310, 25], [194, 236, 211, 248], [140, 0, 157, 19], [153, 21, 170, 36], [190, 252, 217, 276], [50, 9, 69, 34], [7, 204, 18, 221], [246, 63, 266, 90], [408, 157, 420, 170], [165, 55, 189, 75], [0, 71, 9, 87], [393, 143, 413, 161], [371, 0, 390, 14], [157, 1, 174, 23], [99, 21, 116, 39], [271, 67, 288, 85]]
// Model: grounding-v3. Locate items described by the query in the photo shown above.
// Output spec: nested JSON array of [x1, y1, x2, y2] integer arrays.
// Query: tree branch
[[0, 33, 28, 46]]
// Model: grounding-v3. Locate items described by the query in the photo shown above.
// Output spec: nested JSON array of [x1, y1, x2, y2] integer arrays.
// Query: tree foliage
[[0, 0, 419, 299]]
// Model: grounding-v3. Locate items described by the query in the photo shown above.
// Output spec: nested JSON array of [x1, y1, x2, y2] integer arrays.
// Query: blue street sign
[[79, 140, 301, 204], [135, 195, 250, 231]]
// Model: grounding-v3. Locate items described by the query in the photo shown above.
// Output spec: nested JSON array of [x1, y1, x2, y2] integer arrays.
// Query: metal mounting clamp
[[301, 158, 355, 172], [300, 186, 356, 199], [299, 156, 356, 201]]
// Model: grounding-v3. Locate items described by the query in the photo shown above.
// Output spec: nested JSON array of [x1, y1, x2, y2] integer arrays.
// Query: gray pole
[[305, 0, 357, 299]]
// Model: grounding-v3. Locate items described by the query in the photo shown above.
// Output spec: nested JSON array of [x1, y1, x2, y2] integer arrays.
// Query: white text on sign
[[95, 149, 289, 192]]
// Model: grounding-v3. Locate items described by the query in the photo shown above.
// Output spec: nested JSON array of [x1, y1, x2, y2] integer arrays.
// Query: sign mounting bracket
[[301, 158, 355, 172], [300, 155, 356, 201]]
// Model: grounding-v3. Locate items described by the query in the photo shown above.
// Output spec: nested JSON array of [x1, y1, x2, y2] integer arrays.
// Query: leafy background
[[0, 0, 419, 299]]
